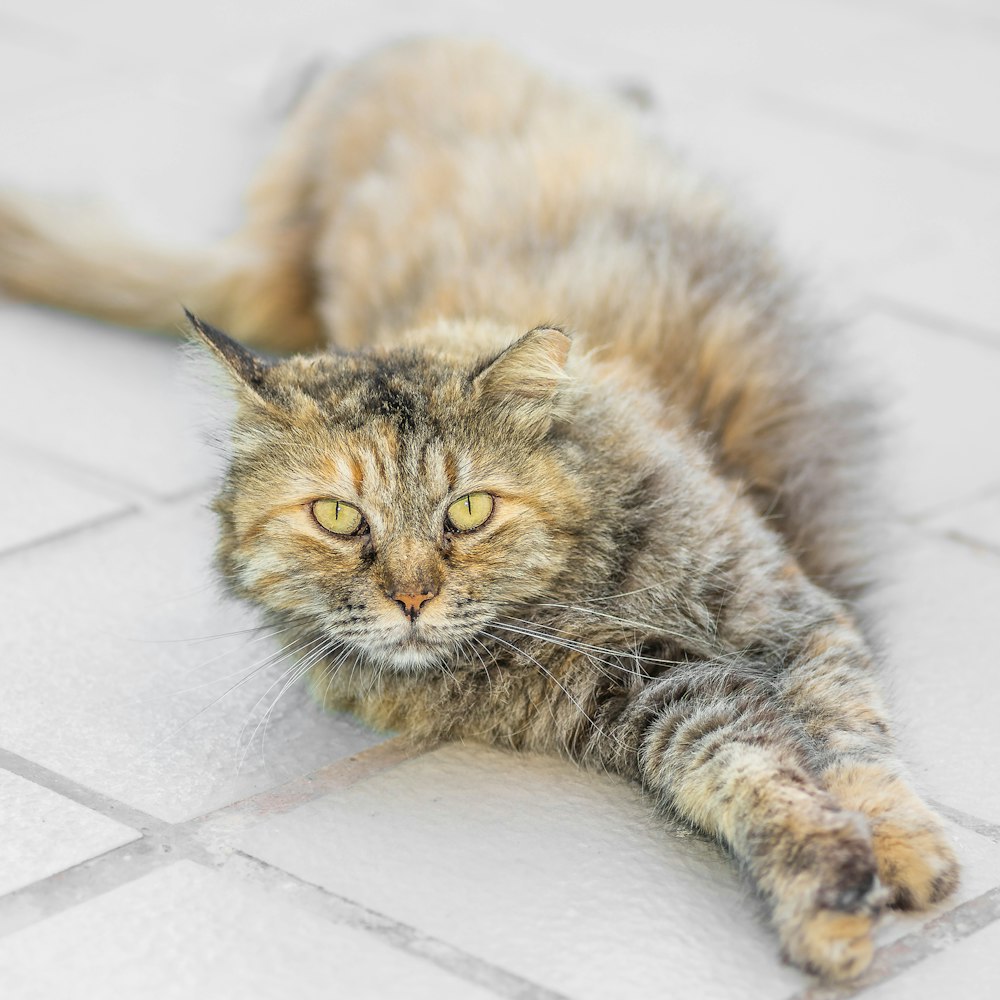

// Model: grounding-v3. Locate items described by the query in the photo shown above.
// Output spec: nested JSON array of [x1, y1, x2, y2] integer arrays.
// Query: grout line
[[0, 748, 168, 835], [223, 852, 570, 1000], [0, 506, 140, 563], [187, 736, 427, 847], [904, 517, 1000, 564], [0, 432, 158, 509], [0, 738, 559, 998], [899, 480, 1000, 524], [0, 433, 216, 514], [864, 298, 1000, 352], [0, 840, 174, 939], [0, 738, 427, 937], [929, 800, 1000, 845], [751, 88, 1000, 177], [788, 884, 1000, 1000], [917, 524, 1000, 562]]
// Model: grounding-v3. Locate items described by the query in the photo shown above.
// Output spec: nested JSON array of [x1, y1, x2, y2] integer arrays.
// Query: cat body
[[0, 38, 958, 980]]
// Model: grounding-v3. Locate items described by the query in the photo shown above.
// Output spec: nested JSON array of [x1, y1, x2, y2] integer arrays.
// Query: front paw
[[824, 764, 960, 911], [773, 816, 887, 980], [869, 809, 959, 910], [782, 907, 877, 981]]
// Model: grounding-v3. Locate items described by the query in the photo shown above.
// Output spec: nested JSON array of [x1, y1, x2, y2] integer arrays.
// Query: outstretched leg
[[776, 611, 959, 910], [585, 667, 885, 979], [579, 601, 957, 979]]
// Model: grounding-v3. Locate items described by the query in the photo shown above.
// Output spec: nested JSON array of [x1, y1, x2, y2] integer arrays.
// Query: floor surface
[[1, 2, 999, 997]]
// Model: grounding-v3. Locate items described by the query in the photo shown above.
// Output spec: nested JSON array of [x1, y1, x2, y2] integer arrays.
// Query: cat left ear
[[185, 309, 274, 400]]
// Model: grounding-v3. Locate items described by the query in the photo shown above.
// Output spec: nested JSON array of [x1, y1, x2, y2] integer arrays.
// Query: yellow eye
[[446, 492, 494, 533], [312, 499, 364, 535]]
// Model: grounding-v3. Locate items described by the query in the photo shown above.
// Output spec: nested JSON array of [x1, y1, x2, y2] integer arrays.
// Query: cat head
[[190, 312, 601, 673]]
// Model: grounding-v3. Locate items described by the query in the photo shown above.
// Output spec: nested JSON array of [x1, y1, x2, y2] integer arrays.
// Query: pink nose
[[393, 591, 436, 618]]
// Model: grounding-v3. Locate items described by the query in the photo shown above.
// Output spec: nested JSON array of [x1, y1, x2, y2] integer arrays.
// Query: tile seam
[[0, 431, 159, 507], [929, 799, 1000, 845], [223, 851, 572, 1000], [863, 298, 1000, 351], [752, 87, 1000, 176], [0, 748, 167, 835], [0, 839, 174, 939], [0, 505, 140, 563], [900, 480, 1000, 525], [0, 738, 427, 938]]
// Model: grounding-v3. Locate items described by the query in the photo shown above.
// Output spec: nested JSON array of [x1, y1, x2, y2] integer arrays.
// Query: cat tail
[[0, 191, 322, 353]]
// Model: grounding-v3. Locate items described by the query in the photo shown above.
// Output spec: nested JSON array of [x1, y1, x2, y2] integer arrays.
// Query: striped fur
[[0, 39, 957, 979]]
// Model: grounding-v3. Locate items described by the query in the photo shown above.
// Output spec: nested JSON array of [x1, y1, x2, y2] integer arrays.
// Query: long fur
[[0, 39, 957, 979]]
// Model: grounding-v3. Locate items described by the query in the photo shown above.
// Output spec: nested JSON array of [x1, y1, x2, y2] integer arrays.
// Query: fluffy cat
[[0, 38, 958, 980]]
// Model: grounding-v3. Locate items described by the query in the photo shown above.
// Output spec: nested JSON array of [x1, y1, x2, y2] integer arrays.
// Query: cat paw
[[869, 812, 960, 910], [773, 816, 887, 980], [823, 763, 960, 911], [782, 908, 877, 981]]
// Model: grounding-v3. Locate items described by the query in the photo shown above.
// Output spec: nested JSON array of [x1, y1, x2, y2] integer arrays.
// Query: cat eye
[[311, 498, 365, 536], [446, 492, 495, 533]]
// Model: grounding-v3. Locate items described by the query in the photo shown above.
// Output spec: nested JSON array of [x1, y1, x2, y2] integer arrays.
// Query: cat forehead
[[284, 350, 465, 421]]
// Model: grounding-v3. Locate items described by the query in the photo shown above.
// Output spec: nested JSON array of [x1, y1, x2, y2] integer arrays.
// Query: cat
[[0, 37, 959, 980]]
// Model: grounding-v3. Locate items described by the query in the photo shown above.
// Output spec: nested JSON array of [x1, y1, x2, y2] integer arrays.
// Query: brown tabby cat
[[0, 38, 958, 980]]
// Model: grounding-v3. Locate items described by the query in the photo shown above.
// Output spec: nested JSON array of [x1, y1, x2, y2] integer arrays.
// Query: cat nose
[[392, 590, 436, 619]]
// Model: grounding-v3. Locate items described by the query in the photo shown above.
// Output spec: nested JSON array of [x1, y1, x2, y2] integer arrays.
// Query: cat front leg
[[776, 614, 960, 911], [587, 668, 887, 979]]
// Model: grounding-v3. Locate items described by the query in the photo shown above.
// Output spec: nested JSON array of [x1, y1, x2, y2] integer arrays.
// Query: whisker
[[128, 625, 302, 703], [232, 634, 329, 769], [133, 632, 316, 762], [491, 621, 638, 672], [258, 640, 346, 765], [235, 636, 335, 777], [494, 617, 688, 671], [123, 622, 291, 645]]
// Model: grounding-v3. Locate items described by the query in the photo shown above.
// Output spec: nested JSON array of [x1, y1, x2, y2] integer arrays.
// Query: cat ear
[[184, 309, 275, 401], [472, 326, 571, 402]]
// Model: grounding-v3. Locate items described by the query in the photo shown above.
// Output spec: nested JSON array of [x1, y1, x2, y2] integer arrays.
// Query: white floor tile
[[0, 446, 128, 553], [872, 220, 1000, 339], [0, 497, 384, 822], [237, 743, 1000, 999], [0, 860, 495, 1000], [651, 92, 1000, 302], [749, 5, 1000, 166], [849, 313, 1000, 517], [865, 915, 1000, 1000], [925, 489, 1000, 553], [237, 743, 810, 999], [0, 769, 138, 896], [0, 306, 225, 498], [880, 531, 1000, 824]]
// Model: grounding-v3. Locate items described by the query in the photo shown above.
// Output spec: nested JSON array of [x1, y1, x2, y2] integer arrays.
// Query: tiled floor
[[1, 2, 999, 997]]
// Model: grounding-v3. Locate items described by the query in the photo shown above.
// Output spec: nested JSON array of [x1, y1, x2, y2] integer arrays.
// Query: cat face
[[196, 315, 586, 672]]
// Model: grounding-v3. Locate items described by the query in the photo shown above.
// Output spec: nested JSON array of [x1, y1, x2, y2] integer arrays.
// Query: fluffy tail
[[0, 192, 322, 353]]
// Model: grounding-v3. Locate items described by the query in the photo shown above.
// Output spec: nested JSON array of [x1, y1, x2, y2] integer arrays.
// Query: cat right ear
[[184, 309, 275, 403]]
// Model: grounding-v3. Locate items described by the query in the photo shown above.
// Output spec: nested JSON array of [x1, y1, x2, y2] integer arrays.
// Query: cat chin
[[357, 641, 446, 674], [385, 646, 445, 672]]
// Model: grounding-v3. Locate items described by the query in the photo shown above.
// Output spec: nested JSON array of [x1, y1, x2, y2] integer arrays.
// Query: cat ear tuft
[[472, 326, 571, 402], [184, 309, 273, 398]]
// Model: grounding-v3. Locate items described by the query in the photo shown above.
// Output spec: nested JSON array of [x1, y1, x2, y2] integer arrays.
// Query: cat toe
[[873, 818, 960, 911], [782, 908, 877, 981]]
